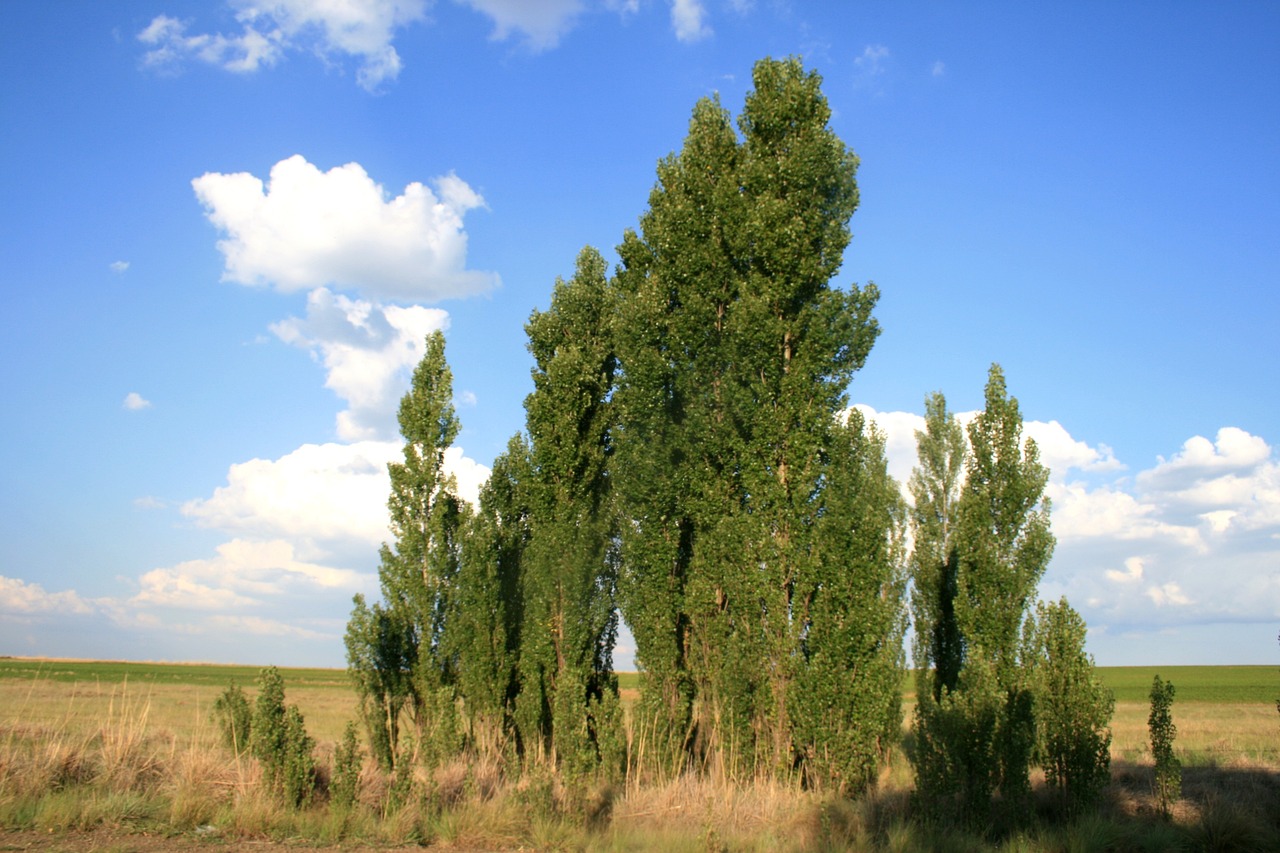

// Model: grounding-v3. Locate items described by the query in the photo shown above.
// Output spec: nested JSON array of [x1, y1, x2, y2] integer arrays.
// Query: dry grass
[[0, 670, 1275, 850]]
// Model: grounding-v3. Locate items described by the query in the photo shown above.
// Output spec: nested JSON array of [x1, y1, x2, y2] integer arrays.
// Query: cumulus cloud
[[671, 0, 712, 42], [138, 0, 427, 91], [0, 577, 93, 616], [1134, 428, 1280, 533], [1023, 419, 1123, 476], [459, 0, 586, 50], [183, 441, 401, 546], [123, 392, 152, 411], [193, 155, 498, 303], [182, 439, 490, 546], [272, 288, 449, 440], [133, 538, 364, 611], [110, 260, 130, 274]]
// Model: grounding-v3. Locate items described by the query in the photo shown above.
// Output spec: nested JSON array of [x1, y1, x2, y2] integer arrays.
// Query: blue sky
[[1, 1, 1277, 668]]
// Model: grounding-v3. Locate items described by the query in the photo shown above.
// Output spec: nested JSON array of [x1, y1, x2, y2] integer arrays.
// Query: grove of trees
[[343, 56, 1113, 821]]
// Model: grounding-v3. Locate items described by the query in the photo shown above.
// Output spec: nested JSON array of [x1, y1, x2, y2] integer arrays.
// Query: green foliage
[[1148, 675, 1181, 816], [613, 55, 882, 778], [909, 366, 1056, 826], [250, 666, 316, 808], [452, 434, 531, 757], [211, 680, 252, 756], [345, 330, 469, 770], [789, 411, 908, 794], [911, 655, 1003, 826], [909, 392, 967, 701], [345, 594, 411, 771], [330, 721, 362, 811], [516, 246, 622, 780], [1027, 598, 1113, 815]]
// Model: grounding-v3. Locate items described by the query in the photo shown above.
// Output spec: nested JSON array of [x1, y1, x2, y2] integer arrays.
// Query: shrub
[[1148, 675, 1180, 817], [250, 666, 316, 808], [1028, 598, 1114, 815], [331, 721, 362, 811], [211, 680, 253, 756]]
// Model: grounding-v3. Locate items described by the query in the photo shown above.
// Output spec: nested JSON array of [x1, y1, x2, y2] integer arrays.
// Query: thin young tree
[[909, 392, 968, 701], [345, 330, 468, 769], [1149, 675, 1180, 817], [451, 434, 532, 759]]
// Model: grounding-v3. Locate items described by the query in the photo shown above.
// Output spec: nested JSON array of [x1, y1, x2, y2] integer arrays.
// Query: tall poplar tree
[[613, 56, 881, 774], [517, 247, 623, 778], [345, 330, 468, 769]]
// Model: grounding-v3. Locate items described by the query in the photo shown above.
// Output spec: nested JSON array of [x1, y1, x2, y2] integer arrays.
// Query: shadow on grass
[[848, 759, 1280, 852]]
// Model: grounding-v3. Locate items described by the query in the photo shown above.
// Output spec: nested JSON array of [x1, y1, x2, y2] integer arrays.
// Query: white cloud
[[931, 60, 945, 77], [459, 0, 586, 50], [1139, 427, 1271, 489], [123, 392, 152, 411], [183, 441, 400, 546], [442, 445, 490, 509], [133, 496, 167, 510], [193, 155, 499, 303], [205, 614, 328, 640], [0, 577, 93, 616], [133, 538, 365, 611], [854, 44, 890, 91], [1046, 480, 1203, 548], [138, 13, 285, 75], [182, 439, 490, 546], [1105, 556, 1145, 584], [1023, 419, 1123, 476], [272, 288, 449, 440], [138, 0, 427, 91], [110, 260, 130, 273], [1146, 582, 1192, 607], [671, 0, 712, 42]]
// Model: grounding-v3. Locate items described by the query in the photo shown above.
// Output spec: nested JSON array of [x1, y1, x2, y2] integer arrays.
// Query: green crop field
[[0, 657, 347, 690], [1095, 664, 1278, 703], [3, 658, 1274, 706]]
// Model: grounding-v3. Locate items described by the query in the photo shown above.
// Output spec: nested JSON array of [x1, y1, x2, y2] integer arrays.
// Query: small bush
[[331, 720, 362, 811], [249, 666, 316, 808], [212, 680, 253, 756]]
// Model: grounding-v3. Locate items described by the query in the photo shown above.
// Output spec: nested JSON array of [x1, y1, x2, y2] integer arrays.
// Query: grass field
[[0, 658, 1275, 850]]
